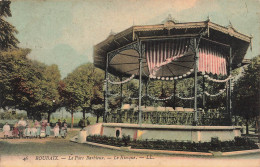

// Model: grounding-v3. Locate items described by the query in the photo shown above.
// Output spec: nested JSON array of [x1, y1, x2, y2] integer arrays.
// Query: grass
[[0, 129, 259, 158], [0, 129, 151, 156]]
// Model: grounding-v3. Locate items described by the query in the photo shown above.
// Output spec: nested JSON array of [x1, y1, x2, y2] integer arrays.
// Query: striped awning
[[198, 43, 227, 75], [145, 38, 227, 78]]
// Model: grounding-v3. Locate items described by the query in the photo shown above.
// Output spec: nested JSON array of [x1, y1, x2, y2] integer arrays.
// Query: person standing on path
[[12, 122, 19, 138], [3, 122, 10, 139], [45, 123, 51, 137], [18, 118, 27, 138], [54, 123, 59, 138], [56, 119, 62, 133]]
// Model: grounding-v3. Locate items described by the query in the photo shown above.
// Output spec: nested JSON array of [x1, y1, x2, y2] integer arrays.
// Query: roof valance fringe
[[204, 89, 226, 97], [107, 74, 135, 85]]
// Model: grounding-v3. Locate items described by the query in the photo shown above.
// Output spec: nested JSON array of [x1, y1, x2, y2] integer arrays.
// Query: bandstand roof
[[94, 18, 251, 78]]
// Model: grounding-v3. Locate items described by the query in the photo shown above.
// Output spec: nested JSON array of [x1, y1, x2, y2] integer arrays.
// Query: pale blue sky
[[8, 0, 259, 78]]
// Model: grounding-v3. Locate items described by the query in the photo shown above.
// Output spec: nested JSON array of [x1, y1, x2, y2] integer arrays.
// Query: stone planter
[[77, 130, 87, 143]]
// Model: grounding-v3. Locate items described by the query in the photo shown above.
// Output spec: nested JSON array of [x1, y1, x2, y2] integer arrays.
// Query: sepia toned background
[[1, 0, 259, 167]]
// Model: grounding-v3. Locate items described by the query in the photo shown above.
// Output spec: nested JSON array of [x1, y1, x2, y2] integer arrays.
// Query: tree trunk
[[257, 116, 260, 143], [27, 111, 32, 120], [71, 112, 74, 129], [246, 119, 249, 135], [83, 109, 85, 119], [96, 115, 99, 123], [47, 111, 51, 123], [255, 116, 258, 134]]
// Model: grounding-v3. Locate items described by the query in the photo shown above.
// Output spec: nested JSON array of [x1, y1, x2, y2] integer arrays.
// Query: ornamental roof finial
[[167, 14, 173, 21], [207, 15, 210, 22], [228, 20, 233, 28], [109, 29, 116, 36], [163, 14, 178, 24]]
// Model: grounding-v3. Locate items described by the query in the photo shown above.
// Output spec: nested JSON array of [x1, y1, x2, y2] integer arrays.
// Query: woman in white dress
[[3, 122, 10, 139], [31, 126, 37, 138], [24, 126, 30, 139], [53, 123, 59, 138], [18, 118, 27, 138]]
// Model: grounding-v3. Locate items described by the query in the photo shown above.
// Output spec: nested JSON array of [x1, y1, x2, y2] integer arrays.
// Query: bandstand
[[89, 17, 252, 143]]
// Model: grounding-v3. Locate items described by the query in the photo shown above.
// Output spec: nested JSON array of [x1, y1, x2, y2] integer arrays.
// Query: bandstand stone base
[[82, 123, 241, 143]]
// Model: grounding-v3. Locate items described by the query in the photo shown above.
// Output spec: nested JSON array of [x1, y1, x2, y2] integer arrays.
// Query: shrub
[[122, 135, 130, 146], [86, 135, 259, 152]]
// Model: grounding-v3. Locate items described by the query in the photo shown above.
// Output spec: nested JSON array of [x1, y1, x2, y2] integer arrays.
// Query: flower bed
[[86, 135, 259, 153]]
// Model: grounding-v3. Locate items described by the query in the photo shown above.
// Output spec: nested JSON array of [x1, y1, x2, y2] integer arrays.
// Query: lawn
[[1, 130, 259, 159], [0, 129, 150, 156]]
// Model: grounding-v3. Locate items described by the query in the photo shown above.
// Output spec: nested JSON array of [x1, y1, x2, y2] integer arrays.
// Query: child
[[60, 127, 65, 138], [18, 118, 27, 138], [3, 122, 10, 139], [24, 126, 30, 139], [45, 123, 51, 137], [61, 121, 68, 138], [31, 126, 37, 138], [12, 122, 19, 138], [40, 124, 46, 138], [53, 123, 59, 138], [36, 124, 41, 138], [34, 120, 39, 127]]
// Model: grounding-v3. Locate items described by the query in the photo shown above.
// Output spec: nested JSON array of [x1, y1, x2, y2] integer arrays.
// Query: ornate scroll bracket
[[108, 42, 139, 63], [188, 29, 207, 54], [188, 38, 196, 53]]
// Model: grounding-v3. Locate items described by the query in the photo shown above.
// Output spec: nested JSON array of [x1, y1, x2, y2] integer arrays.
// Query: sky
[[7, 0, 260, 78]]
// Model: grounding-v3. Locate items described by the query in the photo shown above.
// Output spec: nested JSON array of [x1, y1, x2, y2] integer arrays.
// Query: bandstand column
[[202, 75, 206, 110], [145, 80, 148, 108], [228, 47, 233, 125], [173, 80, 177, 108], [120, 76, 123, 123], [138, 41, 143, 125], [193, 38, 199, 125], [104, 53, 109, 123]]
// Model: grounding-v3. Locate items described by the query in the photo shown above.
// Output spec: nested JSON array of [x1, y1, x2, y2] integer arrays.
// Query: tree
[[13, 59, 62, 121], [58, 80, 78, 128], [16, 59, 46, 120], [40, 64, 61, 122], [92, 104, 104, 123], [91, 82, 104, 123], [0, 0, 19, 50], [89, 64, 104, 121], [0, 1, 62, 121], [233, 55, 260, 134], [0, 49, 35, 110], [61, 63, 104, 127], [0, 49, 62, 120]]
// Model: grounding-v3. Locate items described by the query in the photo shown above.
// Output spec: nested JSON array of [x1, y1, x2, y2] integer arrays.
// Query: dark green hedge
[[86, 135, 259, 153]]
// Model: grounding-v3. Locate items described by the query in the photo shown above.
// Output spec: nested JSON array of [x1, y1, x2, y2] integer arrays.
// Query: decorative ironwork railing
[[107, 109, 231, 126]]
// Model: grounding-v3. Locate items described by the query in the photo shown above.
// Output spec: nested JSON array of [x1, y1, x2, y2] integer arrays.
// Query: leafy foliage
[[0, 49, 34, 109], [0, 0, 257, 125], [233, 56, 259, 120], [60, 63, 105, 125], [0, 0, 19, 50], [0, 49, 61, 120], [0, 1, 63, 120]]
